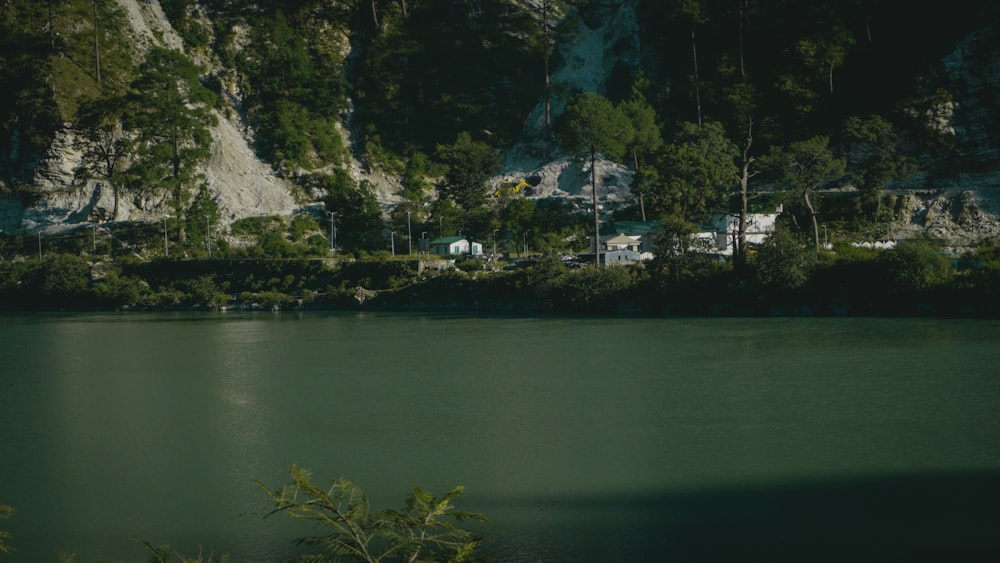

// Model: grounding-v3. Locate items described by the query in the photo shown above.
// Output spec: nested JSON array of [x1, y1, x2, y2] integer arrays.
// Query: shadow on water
[[475, 470, 1000, 563]]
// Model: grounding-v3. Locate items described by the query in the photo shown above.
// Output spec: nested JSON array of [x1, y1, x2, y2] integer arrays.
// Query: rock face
[[891, 22, 1000, 249], [0, 0, 298, 236]]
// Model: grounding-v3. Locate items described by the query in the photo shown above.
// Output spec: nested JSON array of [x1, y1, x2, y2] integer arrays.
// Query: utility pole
[[163, 217, 168, 256], [407, 211, 412, 256], [327, 211, 335, 253]]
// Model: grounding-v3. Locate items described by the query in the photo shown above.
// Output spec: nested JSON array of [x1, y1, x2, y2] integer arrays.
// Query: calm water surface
[[1, 313, 999, 562]]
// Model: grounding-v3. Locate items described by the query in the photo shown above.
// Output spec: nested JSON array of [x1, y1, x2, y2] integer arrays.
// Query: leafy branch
[[254, 465, 486, 563]]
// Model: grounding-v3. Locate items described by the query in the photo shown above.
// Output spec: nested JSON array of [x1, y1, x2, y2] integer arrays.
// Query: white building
[[429, 236, 483, 256], [691, 208, 782, 255]]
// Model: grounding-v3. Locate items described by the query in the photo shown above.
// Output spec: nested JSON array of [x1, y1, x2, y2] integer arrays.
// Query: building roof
[[604, 233, 638, 245], [600, 220, 660, 236], [430, 236, 466, 245]]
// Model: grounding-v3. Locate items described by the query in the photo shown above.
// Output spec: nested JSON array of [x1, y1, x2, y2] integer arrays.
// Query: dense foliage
[[2, 225, 999, 316]]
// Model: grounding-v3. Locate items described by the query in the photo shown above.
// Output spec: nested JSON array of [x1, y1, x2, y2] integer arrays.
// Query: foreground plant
[[256, 465, 487, 563], [0, 504, 11, 554]]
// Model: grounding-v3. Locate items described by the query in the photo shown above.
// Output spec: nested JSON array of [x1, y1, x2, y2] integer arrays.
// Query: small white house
[[692, 208, 781, 255], [430, 236, 483, 256]]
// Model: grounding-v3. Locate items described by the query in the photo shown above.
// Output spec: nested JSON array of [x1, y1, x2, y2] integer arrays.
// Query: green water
[[1, 313, 999, 562]]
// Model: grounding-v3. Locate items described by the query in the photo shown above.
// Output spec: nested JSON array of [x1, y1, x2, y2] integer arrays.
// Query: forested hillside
[[2, 0, 1000, 253]]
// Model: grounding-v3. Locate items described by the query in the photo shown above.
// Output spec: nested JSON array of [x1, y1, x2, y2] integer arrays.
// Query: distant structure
[[692, 207, 782, 256], [429, 236, 483, 256]]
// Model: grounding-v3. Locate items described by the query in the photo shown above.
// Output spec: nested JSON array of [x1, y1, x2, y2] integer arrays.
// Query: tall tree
[[673, 0, 707, 127], [619, 76, 663, 221], [125, 47, 217, 243], [649, 121, 737, 221], [73, 96, 133, 221], [724, 81, 759, 270], [556, 92, 633, 267], [531, 0, 569, 130], [765, 136, 845, 252], [841, 114, 916, 219], [309, 171, 384, 252], [797, 25, 855, 94], [435, 132, 502, 211], [93, 0, 101, 85]]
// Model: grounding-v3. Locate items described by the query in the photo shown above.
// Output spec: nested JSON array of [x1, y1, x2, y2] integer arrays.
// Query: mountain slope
[[2, 0, 1000, 250]]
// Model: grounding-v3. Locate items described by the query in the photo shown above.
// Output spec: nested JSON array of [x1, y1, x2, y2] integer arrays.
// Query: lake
[[1, 313, 999, 562]]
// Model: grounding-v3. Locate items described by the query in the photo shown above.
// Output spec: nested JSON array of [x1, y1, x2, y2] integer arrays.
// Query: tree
[[649, 121, 737, 221], [185, 184, 220, 257], [648, 215, 701, 289], [619, 77, 663, 220], [797, 26, 855, 94], [74, 95, 133, 221], [721, 81, 759, 271], [125, 47, 217, 242], [733, 116, 758, 270], [310, 171, 384, 252], [765, 136, 845, 252], [256, 464, 486, 563], [435, 132, 502, 211], [522, 0, 569, 130], [841, 115, 916, 219], [880, 238, 951, 295], [673, 0, 707, 127], [556, 92, 633, 266], [752, 223, 816, 293]]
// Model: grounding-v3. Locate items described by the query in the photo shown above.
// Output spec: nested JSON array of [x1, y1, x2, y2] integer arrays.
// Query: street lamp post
[[493, 229, 499, 258], [407, 211, 412, 256], [391, 231, 395, 256], [327, 211, 336, 253]]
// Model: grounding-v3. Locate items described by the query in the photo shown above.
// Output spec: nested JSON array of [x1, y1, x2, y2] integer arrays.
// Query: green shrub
[[880, 239, 951, 293]]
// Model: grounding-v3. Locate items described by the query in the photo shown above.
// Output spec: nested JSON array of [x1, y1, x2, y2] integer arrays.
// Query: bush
[[880, 239, 951, 293], [751, 226, 817, 293]]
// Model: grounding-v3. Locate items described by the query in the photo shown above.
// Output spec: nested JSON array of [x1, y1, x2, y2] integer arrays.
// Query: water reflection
[[2, 314, 1000, 561]]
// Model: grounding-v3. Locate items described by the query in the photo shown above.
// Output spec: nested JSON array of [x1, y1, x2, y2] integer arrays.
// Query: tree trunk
[[632, 144, 646, 221], [828, 60, 834, 94], [94, 0, 101, 85], [737, 0, 745, 79], [544, 51, 551, 129], [542, 0, 552, 130], [735, 118, 754, 271], [172, 133, 186, 244], [691, 25, 702, 127], [111, 182, 120, 221], [591, 146, 600, 267], [803, 187, 819, 252], [371, 0, 380, 30], [48, 0, 56, 51]]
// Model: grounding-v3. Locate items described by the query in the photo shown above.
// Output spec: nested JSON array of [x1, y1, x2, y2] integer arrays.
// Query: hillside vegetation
[[2, 0, 1000, 314]]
